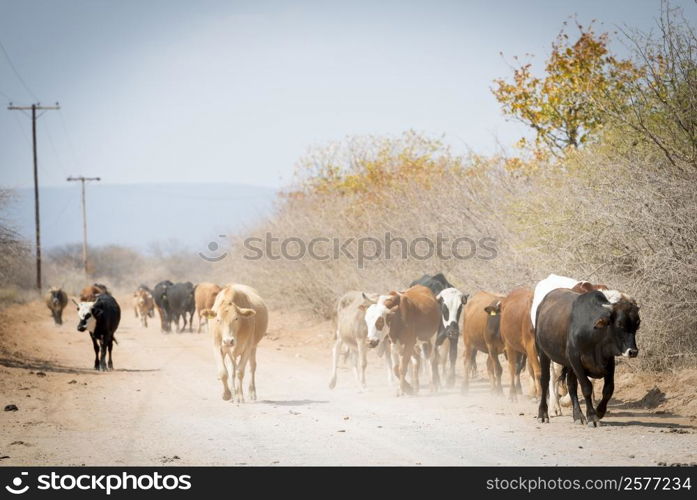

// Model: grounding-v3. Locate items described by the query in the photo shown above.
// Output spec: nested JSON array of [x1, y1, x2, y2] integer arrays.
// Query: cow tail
[[113, 337, 119, 345], [557, 366, 567, 385]]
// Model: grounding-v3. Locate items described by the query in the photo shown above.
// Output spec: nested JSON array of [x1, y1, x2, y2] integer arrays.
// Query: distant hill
[[4, 183, 277, 251]]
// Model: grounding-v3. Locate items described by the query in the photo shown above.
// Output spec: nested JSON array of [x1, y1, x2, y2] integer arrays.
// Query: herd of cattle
[[45, 281, 267, 403], [43, 272, 640, 426], [329, 272, 640, 427]]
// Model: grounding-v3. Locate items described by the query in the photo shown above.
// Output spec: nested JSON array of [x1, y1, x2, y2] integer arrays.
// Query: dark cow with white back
[[75, 294, 121, 371], [535, 288, 640, 427]]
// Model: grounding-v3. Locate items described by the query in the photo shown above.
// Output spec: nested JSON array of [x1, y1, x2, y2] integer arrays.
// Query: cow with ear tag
[[74, 293, 121, 371], [535, 288, 640, 427]]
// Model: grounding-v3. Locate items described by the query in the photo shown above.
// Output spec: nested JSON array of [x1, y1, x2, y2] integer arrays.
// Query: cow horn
[[71, 298, 79, 307]]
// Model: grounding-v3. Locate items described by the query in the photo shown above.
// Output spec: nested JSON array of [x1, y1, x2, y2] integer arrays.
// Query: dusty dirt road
[[1, 298, 696, 466]]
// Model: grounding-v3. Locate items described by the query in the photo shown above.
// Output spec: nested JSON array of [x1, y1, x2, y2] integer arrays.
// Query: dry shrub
[[222, 130, 696, 371]]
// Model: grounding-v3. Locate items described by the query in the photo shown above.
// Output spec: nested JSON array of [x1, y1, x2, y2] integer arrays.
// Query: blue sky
[[1, 0, 695, 189]]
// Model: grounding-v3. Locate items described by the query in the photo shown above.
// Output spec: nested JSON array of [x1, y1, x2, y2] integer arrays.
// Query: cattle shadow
[[599, 420, 694, 430], [0, 356, 160, 375], [257, 399, 329, 406]]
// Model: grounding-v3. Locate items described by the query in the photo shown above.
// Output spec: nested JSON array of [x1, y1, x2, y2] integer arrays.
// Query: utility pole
[[66, 176, 101, 276], [8, 102, 60, 292]]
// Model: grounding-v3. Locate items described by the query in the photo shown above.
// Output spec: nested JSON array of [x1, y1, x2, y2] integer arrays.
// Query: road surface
[[0, 298, 695, 466]]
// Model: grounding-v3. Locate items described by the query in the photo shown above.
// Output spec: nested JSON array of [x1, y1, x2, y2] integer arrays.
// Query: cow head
[[206, 301, 256, 347], [484, 299, 502, 338], [49, 288, 62, 306], [75, 300, 98, 333], [436, 288, 467, 342], [362, 294, 398, 348], [594, 293, 640, 358]]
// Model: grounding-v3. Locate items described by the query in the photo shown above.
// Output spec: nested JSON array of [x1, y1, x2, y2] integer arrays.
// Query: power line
[[57, 109, 82, 170], [0, 38, 38, 101]]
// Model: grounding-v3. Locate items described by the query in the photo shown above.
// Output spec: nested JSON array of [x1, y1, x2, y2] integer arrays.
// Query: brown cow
[[459, 291, 505, 394], [79, 283, 109, 302], [194, 282, 222, 333], [364, 285, 440, 396], [494, 287, 540, 401], [204, 284, 268, 402], [133, 288, 155, 327]]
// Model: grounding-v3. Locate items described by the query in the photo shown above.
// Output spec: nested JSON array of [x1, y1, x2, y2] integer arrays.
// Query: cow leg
[[428, 341, 439, 392], [99, 339, 108, 371], [107, 340, 114, 371], [549, 363, 563, 416], [398, 342, 415, 396], [461, 342, 474, 394], [248, 346, 258, 401], [411, 349, 420, 394], [383, 341, 396, 386], [493, 353, 503, 394], [526, 358, 537, 397], [213, 344, 232, 401], [570, 359, 599, 427], [445, 337, 455, 388], [566, 369, 586, 425], [524, 340, 542, 400], [356, 339, 367, 389], [235, 350, 250, 403], [91, 334, 100, 370], [328, 335, 342, 389], [537, 351, 551, 423], [485, 354, 497, 393], [595, 358, 615, 420], [506, 347, 521, 401]]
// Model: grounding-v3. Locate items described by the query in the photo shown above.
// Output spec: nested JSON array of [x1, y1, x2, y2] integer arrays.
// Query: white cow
[[329, 291, 379, 389], [364, 297, 422, 392], [435, 287, 467, 387]]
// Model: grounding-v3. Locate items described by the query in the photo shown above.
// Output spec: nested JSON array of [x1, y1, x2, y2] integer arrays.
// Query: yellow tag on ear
[[489, 311, 497, 316]]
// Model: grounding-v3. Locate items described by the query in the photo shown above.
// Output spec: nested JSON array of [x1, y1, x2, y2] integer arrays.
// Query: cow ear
[[484, 306, 497, 316], [461, 294, 469, 304], [594, 315, 610, 329], [358, 304, 367, 311], [361, 292, 377, 304], [92, 306, 103, 318], [202, 309, 217, 319], [238, 307, 256, 318]]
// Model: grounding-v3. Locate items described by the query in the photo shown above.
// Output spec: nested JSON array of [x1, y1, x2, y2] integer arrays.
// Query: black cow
[[409, 273, 453, 296], [535, 289, 640, 427], [76, 294, 121, 371], [45, 287, 68, 325], [153, 280, 174, 332], [167, 282, 196, 333]]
